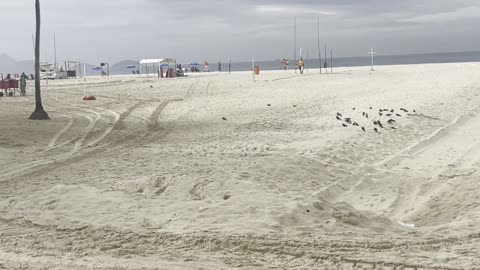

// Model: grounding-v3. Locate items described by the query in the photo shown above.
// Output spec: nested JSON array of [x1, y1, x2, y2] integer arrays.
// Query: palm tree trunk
[[29, 0, 49, 120]]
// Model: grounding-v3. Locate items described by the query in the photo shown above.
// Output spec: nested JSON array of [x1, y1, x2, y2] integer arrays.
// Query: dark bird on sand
[[362, 112, 366, 116], [336, 116, 342, 121], [267, 104, 271, 107], [413, 110, 416, 113], [222, 117, 228, 121], [361, 127, 366, 132], [337, 112, 343, 117], [370, 107, 373, 109], [293, 105, 297, 108], [373, 121, 378, 125], [391, 127, 397, 130], [353, 107, 356, 111], [379, 112, 383, 116], [396, 114, 402, 117], [374, 128, 380, 133], [342, 123, 348, 127], [353, 122, 359, 126], [386, 114, 392, 117], [365, 113, 369, 118], [150, 85, 153, 88], [378, 121, 384, 128], [390, 109, 394, 113], [387, 119, 396, 124]]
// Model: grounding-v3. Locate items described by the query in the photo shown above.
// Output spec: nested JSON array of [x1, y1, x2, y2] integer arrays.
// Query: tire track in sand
[[0, 216, 475, 270], [0, 99, 179, 185], [46, 114, 74, 150], [0, 102, 122, 181]]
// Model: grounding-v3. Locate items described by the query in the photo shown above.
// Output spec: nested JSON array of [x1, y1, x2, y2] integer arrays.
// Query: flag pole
[[369, 48, 376, 71], [317, 17, 322, 74], [294, 16, 297, 74], [307, 48, 309, 73], [330, 50, 333, 73], [252, 57, 256, 82], [83, 63, 87, 97], [54, 32, 58, 76], [324, 44, 327, 73]]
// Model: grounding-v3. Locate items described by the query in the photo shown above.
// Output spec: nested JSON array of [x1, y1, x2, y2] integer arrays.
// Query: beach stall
[[139, 59, 176, 77]]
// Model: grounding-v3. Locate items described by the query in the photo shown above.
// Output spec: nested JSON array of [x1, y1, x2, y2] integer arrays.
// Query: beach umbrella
[[126, 65, 137, 69], [190, 62, 199, 66], [92, 67, 102, 71]]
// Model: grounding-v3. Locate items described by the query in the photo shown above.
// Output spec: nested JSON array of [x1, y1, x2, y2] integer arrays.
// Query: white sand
[[1, 63, 480, 269]]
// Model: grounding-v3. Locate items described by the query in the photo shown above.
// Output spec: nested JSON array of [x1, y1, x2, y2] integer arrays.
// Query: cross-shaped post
[[369, 48, 376, 71]]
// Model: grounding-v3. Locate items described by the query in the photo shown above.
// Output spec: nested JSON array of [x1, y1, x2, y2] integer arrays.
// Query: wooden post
[[317, 17, 322, 74]]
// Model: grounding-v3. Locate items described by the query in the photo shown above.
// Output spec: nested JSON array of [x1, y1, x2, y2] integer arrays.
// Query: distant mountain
[[0, 54, 33, 75], [0, 54, 140, 77], [110, 60, 139, 75], [0, 54, 15, 65]]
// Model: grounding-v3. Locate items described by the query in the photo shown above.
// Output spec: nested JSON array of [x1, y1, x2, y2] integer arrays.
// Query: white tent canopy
[[140, 59, 165, 64], [139, 58, 176, 76]]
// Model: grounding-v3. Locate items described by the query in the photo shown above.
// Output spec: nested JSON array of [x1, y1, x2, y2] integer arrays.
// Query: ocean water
[[219, 51, 480, 72]]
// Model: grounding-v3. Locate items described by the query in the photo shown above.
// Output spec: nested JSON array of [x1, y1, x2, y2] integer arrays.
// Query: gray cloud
[[1, 0, 479, 64]]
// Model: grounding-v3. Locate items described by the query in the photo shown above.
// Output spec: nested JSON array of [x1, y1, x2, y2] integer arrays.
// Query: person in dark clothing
[[20, 72, 27, 96]]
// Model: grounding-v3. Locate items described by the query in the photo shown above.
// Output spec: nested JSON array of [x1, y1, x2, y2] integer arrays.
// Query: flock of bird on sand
[[337, 107, 416, 133], [220, 104, 416, 131]]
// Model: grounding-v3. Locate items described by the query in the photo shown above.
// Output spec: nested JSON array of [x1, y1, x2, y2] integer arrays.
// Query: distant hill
[[110, 60, 139, 75], [0, 54, 34, 75], [0, 54, 139, 76]]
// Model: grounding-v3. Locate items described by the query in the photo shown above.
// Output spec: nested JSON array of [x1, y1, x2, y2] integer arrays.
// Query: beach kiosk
[[139, 59, 176, 77]]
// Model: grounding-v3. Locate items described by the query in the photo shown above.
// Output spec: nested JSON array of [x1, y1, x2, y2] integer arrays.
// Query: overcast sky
[[1, 0, 480, 64]]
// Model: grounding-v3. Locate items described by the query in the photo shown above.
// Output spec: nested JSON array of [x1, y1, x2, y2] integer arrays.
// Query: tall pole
[[306, 49, 309, 73], [45, 50, 48, 85], [54, 32, 58, 75], [29, 0, 49, 120], [324, 44, 327, 73], [317, 16, 322, 74], [32, 34, 35, 57], [294, 16, 297, 74], [369, 48, 376, 71], [83, 63, 87, 97], [228, 58, 231, 74], [252, 57, 255, 82], [330, 50, 333, 73]]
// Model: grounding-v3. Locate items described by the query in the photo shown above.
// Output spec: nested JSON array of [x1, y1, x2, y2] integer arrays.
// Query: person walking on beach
[[218, 61, 222, 72], [298, 58, 305, 74], [20, 72, 27, 96], [204, 61, 209, 72]]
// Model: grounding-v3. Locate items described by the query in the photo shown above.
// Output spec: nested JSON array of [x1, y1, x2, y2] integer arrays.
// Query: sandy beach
[[1, 63, 480, 269]]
